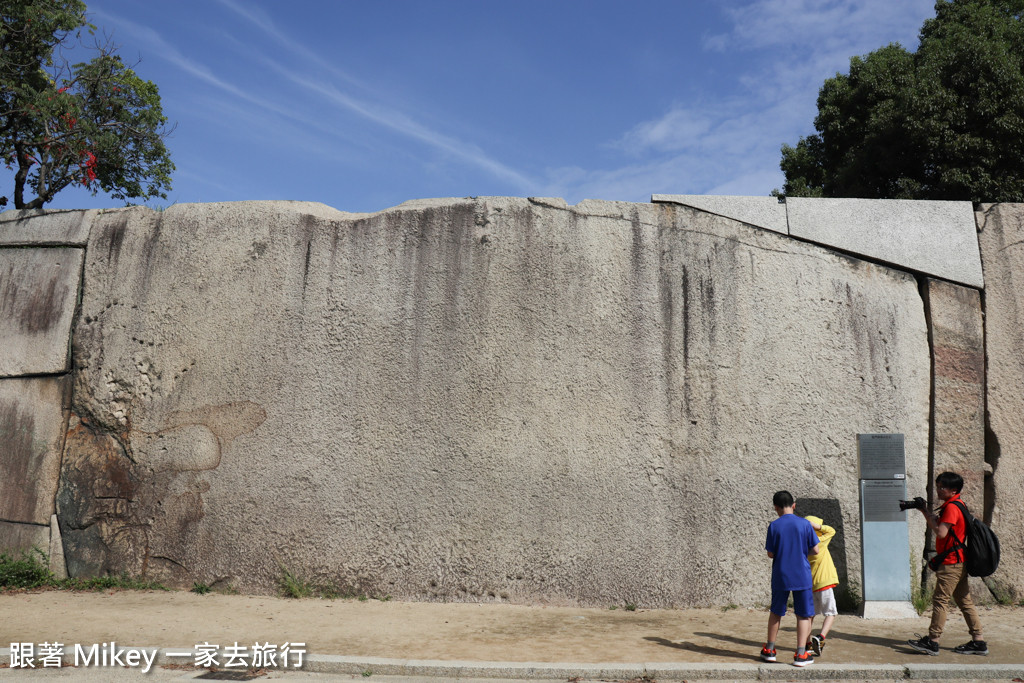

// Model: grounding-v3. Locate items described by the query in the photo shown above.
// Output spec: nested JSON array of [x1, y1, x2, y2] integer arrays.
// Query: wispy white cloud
[[705, 0, 932, 53], [97, 6, 536, 193], [614, 107, 715, 155], [574, 0, 936, 202], [211, 0, 365, 90], [260, 60, 537, 190], [93, 10, 314, 126], [212, 0, 536, 192]]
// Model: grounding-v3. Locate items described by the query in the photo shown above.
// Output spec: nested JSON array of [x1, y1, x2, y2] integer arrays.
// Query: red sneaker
[[760, 644, 777, 662]]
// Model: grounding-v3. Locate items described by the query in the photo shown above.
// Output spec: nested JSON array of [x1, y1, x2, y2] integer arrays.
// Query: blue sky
[[10, 0, 937, 214]]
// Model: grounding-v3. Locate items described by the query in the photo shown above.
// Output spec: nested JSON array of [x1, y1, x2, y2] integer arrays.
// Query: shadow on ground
[[644, 636, 760, 661]]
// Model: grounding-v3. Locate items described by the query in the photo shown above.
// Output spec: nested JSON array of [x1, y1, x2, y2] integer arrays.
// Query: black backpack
[[928, 500, 1000, 577]]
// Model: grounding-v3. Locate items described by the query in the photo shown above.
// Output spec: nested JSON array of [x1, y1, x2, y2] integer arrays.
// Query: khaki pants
[[929, 562, 983, 640]]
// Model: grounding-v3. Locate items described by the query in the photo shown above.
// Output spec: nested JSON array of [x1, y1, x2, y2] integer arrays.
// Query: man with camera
[[906, 471, 987, 656]]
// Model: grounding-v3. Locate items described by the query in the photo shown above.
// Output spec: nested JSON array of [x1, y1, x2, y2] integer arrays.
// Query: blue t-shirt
[[765, 514, 818, 591]]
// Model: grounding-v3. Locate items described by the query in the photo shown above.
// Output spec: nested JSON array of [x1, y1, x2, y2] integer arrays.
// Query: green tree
[[1, 0, 173, 210], [778, 0, 1024, 202]]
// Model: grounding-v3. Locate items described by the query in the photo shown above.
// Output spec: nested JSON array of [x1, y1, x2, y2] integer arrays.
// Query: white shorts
[[813, 586, 838, 616]]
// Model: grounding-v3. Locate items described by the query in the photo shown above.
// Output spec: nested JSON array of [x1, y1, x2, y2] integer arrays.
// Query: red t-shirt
[[936, 494, 967, 565]]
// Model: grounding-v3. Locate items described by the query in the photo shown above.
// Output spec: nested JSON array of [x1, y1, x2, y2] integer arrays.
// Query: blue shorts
[[771, 588, 814, 618]]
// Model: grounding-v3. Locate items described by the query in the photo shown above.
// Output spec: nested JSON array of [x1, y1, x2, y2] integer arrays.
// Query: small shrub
[[1, 551, 166, 593], [911, 578, 932, 615], [910, 559, 933, 615], [0, 549, 53, 589], [275, 564, 378, 600], [191, 582, 211, 595], [624, 603, 638, 611], [912, 584, 933, 614], [316, 585, 342, 600], [63, 573, 168, 591], [278, 565, 314, 599]]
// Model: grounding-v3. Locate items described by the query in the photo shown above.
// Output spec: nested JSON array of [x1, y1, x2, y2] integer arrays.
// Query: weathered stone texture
[[977, 203, 1024, 600], [0, 376, 72, 524], [57, 413, 147, 578], [0, 246, 84, 376], [921, 278, 991, 603], [923, 279, 986, 504], [53, 198, 929, 606]]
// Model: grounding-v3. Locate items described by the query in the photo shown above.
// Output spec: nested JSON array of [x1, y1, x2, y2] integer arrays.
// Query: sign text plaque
[[857, 433, 906, 480]]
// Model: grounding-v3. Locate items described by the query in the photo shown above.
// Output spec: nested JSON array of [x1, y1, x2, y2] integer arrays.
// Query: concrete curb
[[903, 662, 1024, 679], [273, 655, 1024, 681], [3, 651, 1024, 680]]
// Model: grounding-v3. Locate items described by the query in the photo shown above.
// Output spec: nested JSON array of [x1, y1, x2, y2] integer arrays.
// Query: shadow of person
[[823, 631, 910, 648], [894, 644, 937, 656], [643, 636, 760, 661], [693, 631, 763, 649]]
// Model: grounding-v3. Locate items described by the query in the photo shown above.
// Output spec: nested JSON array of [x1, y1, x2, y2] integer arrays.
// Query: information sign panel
[[861, 479, 906, 523], [858, 433, 914, 615], [857, 433, 905, 480]]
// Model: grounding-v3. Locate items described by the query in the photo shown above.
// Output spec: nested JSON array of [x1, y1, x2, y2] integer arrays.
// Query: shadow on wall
[[799, 498, 857, 610]]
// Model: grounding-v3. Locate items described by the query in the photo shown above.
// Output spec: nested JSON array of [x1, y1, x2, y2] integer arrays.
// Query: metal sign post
[[858, 433, 918, 619]]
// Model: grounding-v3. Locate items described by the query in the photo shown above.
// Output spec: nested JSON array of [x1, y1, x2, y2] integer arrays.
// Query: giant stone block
[[976, 203, 1024, 600], [923, 279, 986, 505], [0, 376, 72, 525], [787, 198, 983, 288], [43, 198, 930, 606], [0, 247, 84, 376]]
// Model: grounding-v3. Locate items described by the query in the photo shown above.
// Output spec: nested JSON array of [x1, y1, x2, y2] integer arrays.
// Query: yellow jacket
[[804, 515, 839, 591]]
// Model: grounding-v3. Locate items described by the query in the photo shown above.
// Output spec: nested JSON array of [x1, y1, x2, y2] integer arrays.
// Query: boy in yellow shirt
[[804, 515, 838, 656]]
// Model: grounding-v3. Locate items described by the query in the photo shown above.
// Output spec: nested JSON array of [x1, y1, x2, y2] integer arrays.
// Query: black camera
[[899, 496, 927, 511]]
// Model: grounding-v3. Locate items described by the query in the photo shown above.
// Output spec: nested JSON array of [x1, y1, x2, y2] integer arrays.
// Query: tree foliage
[[778, 0, 1024, 202], [1, 0, 173, 209]]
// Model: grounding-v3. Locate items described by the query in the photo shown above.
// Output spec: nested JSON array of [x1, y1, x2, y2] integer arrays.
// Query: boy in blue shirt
[[762, 491, 820, 667]]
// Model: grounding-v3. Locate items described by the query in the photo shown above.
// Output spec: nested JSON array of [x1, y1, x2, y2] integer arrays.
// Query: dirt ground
[[1, 590, 1023, 666]]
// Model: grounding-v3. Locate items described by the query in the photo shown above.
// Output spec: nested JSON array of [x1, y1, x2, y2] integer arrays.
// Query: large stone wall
[[0, 232, 83, 578], [977, 204, 1024, 602], [0, 195, 1015, 608]]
